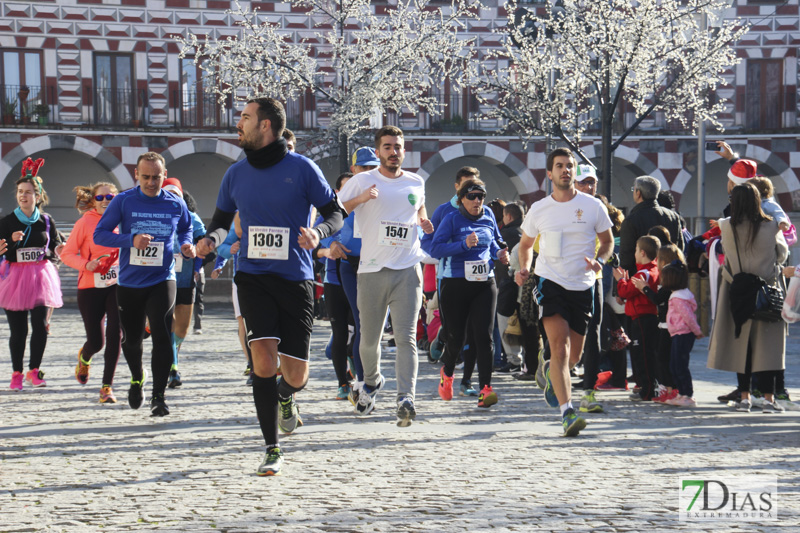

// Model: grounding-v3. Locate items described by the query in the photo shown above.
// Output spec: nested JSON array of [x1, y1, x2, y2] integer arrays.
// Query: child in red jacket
[[614, 235, 660, 401]]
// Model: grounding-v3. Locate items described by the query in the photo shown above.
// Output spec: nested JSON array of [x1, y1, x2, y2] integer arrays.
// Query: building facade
[[1, 0, 799, 229]]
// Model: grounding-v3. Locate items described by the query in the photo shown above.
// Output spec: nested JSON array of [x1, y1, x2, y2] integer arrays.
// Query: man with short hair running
[[338, 126, 433, 427], [94, 152, 195, 417], [515, 148, 613, 437], [196, 98, 344, 476]]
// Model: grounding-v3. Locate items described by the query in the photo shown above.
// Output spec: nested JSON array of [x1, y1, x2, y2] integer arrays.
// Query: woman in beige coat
[[707, 183, 788, 413]]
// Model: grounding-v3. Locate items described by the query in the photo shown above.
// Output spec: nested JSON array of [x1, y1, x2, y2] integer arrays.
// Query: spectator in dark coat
[[619, 176, 683, 275]]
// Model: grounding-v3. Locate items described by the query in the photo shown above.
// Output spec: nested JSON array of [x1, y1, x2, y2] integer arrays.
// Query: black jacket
[[619, 199, 683, 274]]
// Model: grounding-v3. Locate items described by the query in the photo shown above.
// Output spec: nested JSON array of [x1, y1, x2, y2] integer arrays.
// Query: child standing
[[660, 261, 703, 407], [614, 235, 660, 401], [632, 244, 685, 403]]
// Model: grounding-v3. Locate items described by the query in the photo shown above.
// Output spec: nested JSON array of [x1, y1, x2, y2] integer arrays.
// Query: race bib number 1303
[[248, 226, 290, 260]]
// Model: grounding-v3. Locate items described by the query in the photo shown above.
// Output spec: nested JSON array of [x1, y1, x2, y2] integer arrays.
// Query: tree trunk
[[339, 131, 349, 175], [601, 104, 614, 201]]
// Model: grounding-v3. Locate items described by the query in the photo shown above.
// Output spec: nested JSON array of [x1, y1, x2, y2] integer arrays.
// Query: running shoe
[[562, 408, 587, 437], [128, 369, 148, 410], [717, 388, 741, 404], [579, 390, 603, 413], [512, 372, 537, 381], [438, 367, 454, 401], [496, 363, 520, 373], [168, 368, 182, 389], [542, 361, 559, 408], [477, 385, 498, 408], [193, 329, 203, 335], [459, 381, 478, 397], [775, 389, 791, 402], [348, 381, 362, 407], [734, 399, 751, 412], [279, 397, 303, 434], [355, 376, 384, 416], [75, 352, 91, 385], [99, 385, 117, 404], [666, 394, 696, 407], [535, 348, 546, 389], [651, 385, 667, 402], [149, 393, 170, 417], [246, 374, 253, 386], [243, 366, 252, 376], [629, 392, 645, 401], [336, 384, 351, 400], [762, 400, 785, 414], [396, 397, 416, 427], [25, 368, 46, 387], [595, 382, 628, 391], [655, 389, 678, 404], [9, 371, 23, 391], [257, 447, 284, 476]]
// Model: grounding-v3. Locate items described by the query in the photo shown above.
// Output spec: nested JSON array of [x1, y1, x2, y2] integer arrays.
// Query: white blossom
[[178, 0, 479, 162], [478, 0, 748, 181]]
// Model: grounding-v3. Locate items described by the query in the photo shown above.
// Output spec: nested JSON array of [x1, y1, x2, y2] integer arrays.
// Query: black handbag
[[731, 228, 785, 323]]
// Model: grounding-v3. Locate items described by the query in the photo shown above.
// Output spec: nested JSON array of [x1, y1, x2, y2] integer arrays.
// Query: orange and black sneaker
[[477, 385, 498, 408], [75, 351, 91, 385]]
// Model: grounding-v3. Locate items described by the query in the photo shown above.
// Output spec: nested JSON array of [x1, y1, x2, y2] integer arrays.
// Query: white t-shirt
[[338, 168, 426, 273], [521, 191, 612, 291]]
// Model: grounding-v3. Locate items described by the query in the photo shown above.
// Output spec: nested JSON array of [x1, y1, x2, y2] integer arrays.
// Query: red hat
[[728, 159, 757, 185], [162, 177, 183, 197]]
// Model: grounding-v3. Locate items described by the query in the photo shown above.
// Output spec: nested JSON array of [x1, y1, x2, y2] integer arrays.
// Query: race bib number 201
[[248, 226, 290, 260], [465, 260, 489, 282]]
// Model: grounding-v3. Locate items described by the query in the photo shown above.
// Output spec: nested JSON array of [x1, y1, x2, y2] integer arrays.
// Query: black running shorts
[[175, 287, 195, 306], [535, 277, 593, 336], [234, 271, 314, 361]]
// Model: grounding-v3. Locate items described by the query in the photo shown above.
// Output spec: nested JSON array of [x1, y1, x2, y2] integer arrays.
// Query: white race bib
[[378, 221, 413, 248], [93, 265, 118, 288], [130, 241, 164, 267], [540, 231, 562, 258], [465, 260, 489, 282], [173, 253, 184, 272], [16, 247, 44, 263], [248, 226, 290, 260]]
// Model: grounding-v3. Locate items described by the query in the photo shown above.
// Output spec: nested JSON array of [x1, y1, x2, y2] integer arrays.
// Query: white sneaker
[[734, 399, 752, 412], [762, 400, 785, 414], [354, 375, 384, 416]]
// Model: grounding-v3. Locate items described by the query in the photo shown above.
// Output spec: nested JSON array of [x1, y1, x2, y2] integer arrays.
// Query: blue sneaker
[[459, 382, 478, 397], [562, 408, 587, 437], [543, 360, 559, 408]]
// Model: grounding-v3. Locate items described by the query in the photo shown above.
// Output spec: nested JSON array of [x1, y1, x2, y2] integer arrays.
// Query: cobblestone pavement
[[1, 306, 798, 532]]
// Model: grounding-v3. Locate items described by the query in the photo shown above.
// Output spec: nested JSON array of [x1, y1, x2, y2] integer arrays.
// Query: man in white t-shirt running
[[515, 148, 613, 437], [338, 126, 433, 427]]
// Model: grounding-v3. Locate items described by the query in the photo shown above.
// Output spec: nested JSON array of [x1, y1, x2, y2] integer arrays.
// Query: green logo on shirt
[[408, 193, 419, 206]]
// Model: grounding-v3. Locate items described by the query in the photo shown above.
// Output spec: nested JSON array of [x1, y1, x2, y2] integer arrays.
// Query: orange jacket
[[60, 210, 119, 290]]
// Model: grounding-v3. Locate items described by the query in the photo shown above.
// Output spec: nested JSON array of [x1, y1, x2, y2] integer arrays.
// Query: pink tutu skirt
[[0, 260, 63, 311]]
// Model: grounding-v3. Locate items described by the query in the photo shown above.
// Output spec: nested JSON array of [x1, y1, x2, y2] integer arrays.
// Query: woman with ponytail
[[0, 158, 63, 390], [60, 181, 122, 403]]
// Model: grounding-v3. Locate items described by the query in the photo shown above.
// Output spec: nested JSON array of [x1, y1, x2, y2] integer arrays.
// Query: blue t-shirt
[[174, 211, 206, 288], [215, 222, 239, 275], [215, 152, 336, 282], [428, 208, 503, 279], [94, 187, 193, 288]]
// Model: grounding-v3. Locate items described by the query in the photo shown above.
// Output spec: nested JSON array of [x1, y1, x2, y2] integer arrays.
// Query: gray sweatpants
[[357, 264, 422, 401]]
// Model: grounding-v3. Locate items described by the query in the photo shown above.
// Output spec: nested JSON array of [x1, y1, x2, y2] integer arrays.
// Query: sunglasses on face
[[95, 194, 116, 201], [466, 193, 485, 201]]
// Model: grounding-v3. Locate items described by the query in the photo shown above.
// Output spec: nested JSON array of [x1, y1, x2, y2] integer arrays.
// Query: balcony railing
[[1, 84, 57, 126], [87, 86, 147, 127], [175, 90, 235, 130], [385, 91, 484, 132]]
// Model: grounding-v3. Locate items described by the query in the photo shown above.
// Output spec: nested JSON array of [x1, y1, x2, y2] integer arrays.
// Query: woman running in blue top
[[428, 179, 508, 408]]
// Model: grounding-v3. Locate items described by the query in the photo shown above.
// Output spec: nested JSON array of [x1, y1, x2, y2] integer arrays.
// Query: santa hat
[[162, 177, 183, 197], [728, 159, 757, 185]]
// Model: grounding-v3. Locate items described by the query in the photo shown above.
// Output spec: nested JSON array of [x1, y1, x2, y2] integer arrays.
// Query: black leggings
[[324, 282, 351, 386], [5, 306, 50, 373], [117, 280, 176, 397], [737, 342, 778, 396], [439, 277, 497, 390], [77, 287, 122, 386]]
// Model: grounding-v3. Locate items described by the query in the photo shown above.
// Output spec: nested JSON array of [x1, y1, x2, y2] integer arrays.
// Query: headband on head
[[669, 260, 685, 269], [465, 184, 486, 194], [21, 157, 44, 195]]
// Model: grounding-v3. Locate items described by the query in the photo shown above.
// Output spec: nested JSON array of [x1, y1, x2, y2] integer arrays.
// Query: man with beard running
[[196, 98, 344, 476], [514, 148, 613, 437]]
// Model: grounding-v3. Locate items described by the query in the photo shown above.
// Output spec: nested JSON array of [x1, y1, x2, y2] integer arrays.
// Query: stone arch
[[0, 134, 132, 191], [416, 141, 537, 197], [159, 138, 243, 166]]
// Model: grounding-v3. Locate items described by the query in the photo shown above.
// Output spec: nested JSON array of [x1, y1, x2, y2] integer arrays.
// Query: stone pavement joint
[[0, 306, 798, 531]]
